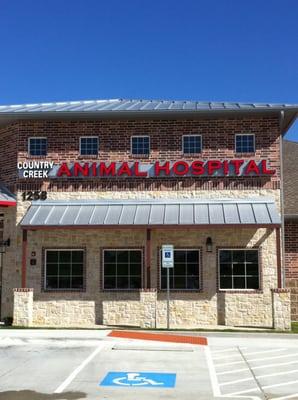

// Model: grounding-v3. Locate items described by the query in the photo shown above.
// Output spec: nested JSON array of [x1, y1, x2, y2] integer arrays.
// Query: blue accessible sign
[[100, 372, 176, 388]]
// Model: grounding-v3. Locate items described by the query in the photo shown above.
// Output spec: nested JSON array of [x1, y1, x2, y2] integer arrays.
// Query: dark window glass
[[80, 137, 99, 155], [103, 250, 142, 290], [45, 250, 84, 290], [161, 249, 200, 290], [131, 136, 150, 155], [235, 134, 255, 153], [183, 135, 202, 154], [219, 249, 259, 290], [29, 138, 47, 156]]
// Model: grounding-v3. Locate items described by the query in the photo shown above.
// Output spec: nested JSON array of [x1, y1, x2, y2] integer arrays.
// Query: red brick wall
[[0, 116, 281, 191], [285, 220, 298, 279], [285, 220, 298, 321], [0, 123, 18, 187], [14, 116, 280, 192]]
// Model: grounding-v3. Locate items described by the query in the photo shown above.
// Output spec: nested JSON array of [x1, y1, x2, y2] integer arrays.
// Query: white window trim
[[218, 248, 260, 291], [28, 137, 48, 156], [44, 249, 85, 291], [182, 134, 202, 154], [159, 248, 201, 291], [79, 136, 99, 155], [102, 248, 144, 291], [235, 133, 255, 153], [130, 135, 150, 155]]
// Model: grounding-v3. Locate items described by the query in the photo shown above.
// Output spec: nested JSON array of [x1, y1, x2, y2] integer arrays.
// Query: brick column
[[140, 289, 157, 328], [271, 288, 291, 331], [13, 288, 33, 327]]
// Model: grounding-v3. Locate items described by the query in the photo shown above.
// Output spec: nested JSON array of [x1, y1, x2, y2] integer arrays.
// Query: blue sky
[[0, 0, 297, 140]]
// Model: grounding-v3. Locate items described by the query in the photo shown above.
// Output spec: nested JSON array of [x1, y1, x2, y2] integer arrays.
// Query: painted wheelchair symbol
[[113, 372, 164, 386]]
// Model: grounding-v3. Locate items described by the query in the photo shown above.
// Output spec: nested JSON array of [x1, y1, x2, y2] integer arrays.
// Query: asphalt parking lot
[[0, 329, 298, 400]]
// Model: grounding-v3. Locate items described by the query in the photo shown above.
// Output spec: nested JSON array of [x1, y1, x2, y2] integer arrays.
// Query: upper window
[[131, 136, 150, 155], [28, 137, 47, 156], [80, 136, 99, 156], [219, 249, 259, 290], [160, 249, 200, 290], [183, 135, 202, 154], [103, 249, 143, 290], [45, 249, 84, 290], [235, 134, 255, 153]]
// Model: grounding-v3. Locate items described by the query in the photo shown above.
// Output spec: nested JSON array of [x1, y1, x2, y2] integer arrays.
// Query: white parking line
[[213, 348, 286, 361], [54, 342, 106, 393], [241, 348, 286, 357], [217, 367, 251, 376], [252, 359, 298, 370], [212, 347, 247, 355], [227, 379, 298, 397], [215, 352, 298, 367], [256, 369, 298, 380], [220, 376, 254, 386]]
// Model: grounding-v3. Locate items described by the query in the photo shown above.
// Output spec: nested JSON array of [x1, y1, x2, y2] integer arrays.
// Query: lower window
[[45, 249, 84, 290], [160, 249, 200, 290], [219, 249, 259, 290], [103, 249, 142, 290]]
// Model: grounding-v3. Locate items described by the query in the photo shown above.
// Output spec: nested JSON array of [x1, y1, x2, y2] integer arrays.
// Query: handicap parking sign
[[100, 372, 176, 388]]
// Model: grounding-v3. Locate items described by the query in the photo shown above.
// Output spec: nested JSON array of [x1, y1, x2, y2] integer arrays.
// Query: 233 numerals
[[22, 191, 47, 201]]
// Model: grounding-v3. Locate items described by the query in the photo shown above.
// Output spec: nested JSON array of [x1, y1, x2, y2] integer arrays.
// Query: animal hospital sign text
[[17, 159, 276, 179]]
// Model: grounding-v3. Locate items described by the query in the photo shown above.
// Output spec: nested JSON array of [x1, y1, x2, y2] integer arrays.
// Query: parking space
[[0, 330, 298, 399], [0, 332, 213, 400]]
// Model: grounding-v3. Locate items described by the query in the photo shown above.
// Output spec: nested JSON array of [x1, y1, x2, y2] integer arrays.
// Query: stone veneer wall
[[13, 218, 287, 329], [5, 188, 289, 330]]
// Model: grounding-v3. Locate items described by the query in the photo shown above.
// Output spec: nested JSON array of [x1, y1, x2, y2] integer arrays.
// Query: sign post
[[162, 244, 174, 330]]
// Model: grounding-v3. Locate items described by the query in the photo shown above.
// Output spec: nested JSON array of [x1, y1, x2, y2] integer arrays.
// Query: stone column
[[271, 288, 291, 331], [140, 289, 157, 328], [13, 288, 33, 327]]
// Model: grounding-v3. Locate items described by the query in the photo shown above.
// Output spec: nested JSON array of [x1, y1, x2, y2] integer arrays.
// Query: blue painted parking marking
[[100, 372, 176, 388]]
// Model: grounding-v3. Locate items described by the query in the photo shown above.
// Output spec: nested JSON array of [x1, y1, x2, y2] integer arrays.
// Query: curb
[[108, 330, 208, 345]]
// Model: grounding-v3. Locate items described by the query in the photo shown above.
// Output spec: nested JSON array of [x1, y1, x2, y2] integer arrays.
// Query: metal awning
[[0, 185, 16, 206], [20, 198, 281, 228]]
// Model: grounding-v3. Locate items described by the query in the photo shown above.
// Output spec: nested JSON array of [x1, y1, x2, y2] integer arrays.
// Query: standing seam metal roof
[[0, 99, 297, 113], [20, 199, 281, 227]]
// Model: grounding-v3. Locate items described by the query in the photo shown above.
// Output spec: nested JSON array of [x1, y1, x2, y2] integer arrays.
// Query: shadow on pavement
[[0, 390, 86, 399]]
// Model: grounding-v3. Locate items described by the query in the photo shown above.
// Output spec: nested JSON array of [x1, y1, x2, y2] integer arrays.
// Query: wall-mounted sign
[[17, 159, 276, 179], [162, 245, 174, 268]]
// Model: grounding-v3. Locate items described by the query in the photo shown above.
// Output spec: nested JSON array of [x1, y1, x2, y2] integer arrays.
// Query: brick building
[[0, 99, 297, 330], [283, 140, 298, 321]]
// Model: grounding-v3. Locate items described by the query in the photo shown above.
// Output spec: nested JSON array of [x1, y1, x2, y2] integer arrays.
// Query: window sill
[[158, 289, 203, 293], [42, 289, 86, 293], [101, 289, 142, 292], [77, 155, 99, 159], [234, 152, 256, 157], [182, 153, 202, 157], [217, 289, 262, 294]]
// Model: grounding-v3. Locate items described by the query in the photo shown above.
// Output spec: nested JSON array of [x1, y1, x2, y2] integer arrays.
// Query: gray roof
[[0, 99, 297, 114], [0, 185, 16, 205], [1, 99, 296, 133], [20, 198, 280, 227]]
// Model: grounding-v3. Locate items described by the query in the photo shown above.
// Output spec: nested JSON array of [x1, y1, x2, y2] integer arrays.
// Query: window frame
[[102, 248, 144, 291], [79, 136, 99, 156], [182, 134, 202, 155], [159, 247, 202, 291], [43, 248, 86, 292], [235, 134, 255, 154], [28, 137, 48, 156], [130, 135, 150, 156], [217, 248, 261, 292]]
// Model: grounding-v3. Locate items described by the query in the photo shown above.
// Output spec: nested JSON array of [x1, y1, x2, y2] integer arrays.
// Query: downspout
[[279, 111, 286, 288]]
